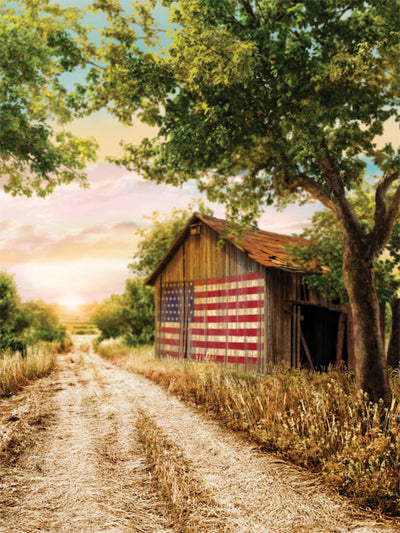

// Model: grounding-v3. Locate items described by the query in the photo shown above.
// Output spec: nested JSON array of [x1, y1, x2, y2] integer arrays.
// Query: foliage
[[87, 0, 399, 223], [21, 300, 69, 348], [0, 272, 70, 354], [130, 209, 190, 277], [287, 186, 400, 305], [0, 271, 25, 336], [103, 348, 400, 516], [0, 0, 98, 196], [92, 277, 155, 345]]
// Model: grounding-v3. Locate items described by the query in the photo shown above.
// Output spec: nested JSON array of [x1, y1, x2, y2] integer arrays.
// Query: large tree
[[86, 0, 400, 404], [0, 0, 98, 196]]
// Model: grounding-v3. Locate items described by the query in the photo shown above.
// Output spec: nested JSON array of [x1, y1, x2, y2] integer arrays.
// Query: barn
[[145, 212, 355, 372]]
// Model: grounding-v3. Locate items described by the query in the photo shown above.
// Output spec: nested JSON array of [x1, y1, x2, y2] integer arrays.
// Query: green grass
[[96, 338, 400, 517]]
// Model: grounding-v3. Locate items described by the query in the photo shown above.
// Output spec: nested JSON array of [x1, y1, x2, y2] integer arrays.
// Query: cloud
[[0, 221, 140, 265]]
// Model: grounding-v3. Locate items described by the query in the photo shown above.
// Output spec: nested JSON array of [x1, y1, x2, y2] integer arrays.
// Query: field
[[0, 337, 398, 532]]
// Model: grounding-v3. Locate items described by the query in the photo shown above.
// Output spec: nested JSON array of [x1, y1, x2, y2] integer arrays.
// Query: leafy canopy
[[85, 0, 399, 224], [0, 0, 98, 197]]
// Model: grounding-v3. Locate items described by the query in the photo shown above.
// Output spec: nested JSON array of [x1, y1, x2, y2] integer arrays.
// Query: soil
[[0, 337, 399, 533]]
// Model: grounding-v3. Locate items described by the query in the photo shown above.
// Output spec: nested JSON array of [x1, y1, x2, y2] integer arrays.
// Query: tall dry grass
[[0, 343, 57, 397], [96, 339, 400, 516]]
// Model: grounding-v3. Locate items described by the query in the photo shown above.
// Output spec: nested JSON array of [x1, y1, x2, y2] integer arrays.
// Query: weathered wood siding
[[156, 221, 266, 372], [154, 219, 351, 372]]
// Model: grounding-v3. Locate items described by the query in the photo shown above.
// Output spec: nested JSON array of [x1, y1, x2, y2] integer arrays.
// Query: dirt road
[[0, 339, 399, 533]]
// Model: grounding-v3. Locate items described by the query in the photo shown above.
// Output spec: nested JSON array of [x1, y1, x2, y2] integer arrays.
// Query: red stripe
[[190, 327, 261, 337], [193, 314, 264, 324], [194, 300, 263, 311], [161, 338, 180, 346], [193, 271, 263, 286], [194, 285, 264, 298], [192, 340, 259, 350]]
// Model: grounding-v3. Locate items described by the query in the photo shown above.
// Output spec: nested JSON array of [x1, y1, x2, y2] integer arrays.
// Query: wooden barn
[[145, 212, 355, 372]]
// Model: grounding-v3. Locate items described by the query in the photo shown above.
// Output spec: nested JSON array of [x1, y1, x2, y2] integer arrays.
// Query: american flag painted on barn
[[158, 272, 264, 365], [159, 281, 193, 358]]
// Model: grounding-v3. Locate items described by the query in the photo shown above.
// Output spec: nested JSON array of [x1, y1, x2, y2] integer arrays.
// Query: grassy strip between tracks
[[136, 410, 228, 532], [0, 343, 58, 397], [97, 338, 400, 517]]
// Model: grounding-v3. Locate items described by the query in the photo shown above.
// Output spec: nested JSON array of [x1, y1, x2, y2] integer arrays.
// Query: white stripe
[[189, 348, 259, 358], [194, 309, 263, 318], [194, 293, 264, 304], [194, 278, 264, 292]]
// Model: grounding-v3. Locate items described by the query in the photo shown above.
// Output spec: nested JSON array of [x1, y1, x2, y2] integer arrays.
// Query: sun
[[58, 294, 85, 311]]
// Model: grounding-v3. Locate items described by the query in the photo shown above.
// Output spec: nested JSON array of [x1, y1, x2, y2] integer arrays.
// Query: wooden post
[[335, 312, 346, 369], [299, 325, 315, 371]]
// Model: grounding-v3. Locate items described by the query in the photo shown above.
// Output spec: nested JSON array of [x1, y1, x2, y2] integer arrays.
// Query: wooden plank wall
[[156, 221, 266, 372]]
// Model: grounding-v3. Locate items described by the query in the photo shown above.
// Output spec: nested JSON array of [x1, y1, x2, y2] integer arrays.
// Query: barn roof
[[145, 212, 311, 286]]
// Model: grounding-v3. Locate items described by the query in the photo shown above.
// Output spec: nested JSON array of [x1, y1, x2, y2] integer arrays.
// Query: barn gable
[[145, 213, 353, 371]]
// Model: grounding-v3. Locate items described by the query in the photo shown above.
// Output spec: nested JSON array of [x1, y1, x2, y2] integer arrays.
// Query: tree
[[92, 279, 155, 345], [0, 0, 98, 196], [22, 300, 68, 346], [0, 271, 24, 336], [130, 209, 191, 277], [288, 187, 400, 367], [85, 0, 400, 404]]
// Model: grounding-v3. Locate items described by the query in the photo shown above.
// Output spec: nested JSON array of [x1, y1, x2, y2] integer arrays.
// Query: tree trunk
[[342, 236, 392, 406], [387, 297, 400, 369]]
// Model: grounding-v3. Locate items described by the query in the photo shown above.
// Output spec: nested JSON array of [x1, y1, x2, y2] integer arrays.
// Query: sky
[[0, 2, 399, 308]]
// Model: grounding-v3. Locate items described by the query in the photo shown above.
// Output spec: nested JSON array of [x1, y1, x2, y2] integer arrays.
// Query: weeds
[[97, 339, 400, 516], [0, 343, 57, 396]]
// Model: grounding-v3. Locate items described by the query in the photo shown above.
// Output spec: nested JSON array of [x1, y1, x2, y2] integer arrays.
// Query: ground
[[0, 338, 399, 533]]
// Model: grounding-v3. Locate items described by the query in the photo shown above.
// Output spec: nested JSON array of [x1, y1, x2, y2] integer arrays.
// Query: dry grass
[[136, 409, 229, 532], [97, 339, 400, 517], [0, 343, 57, 397]]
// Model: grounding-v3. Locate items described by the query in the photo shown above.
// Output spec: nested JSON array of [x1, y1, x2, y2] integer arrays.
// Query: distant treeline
[[0, 271, 70, 355]]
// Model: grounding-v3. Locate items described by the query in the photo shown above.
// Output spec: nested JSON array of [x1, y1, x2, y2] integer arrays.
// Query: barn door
[[291, 304, 347, 370]]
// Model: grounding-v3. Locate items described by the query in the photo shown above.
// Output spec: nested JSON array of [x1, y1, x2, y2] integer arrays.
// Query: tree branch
[[316, 142, 364, 242], [239, 0, 256, 18], [285, 172, 335, 210], [368, 170, 400, 259], [374, 170, 400, 228]]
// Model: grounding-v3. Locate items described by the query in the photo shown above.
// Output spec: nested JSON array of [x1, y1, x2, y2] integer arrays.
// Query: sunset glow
[[58, 294, 85, 311]]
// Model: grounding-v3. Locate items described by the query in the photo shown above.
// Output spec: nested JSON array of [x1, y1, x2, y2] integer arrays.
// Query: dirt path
[[0, 340, 399, 533]]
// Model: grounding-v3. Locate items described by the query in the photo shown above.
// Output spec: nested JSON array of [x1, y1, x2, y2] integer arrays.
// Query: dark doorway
[[297, 305, 347, 370]]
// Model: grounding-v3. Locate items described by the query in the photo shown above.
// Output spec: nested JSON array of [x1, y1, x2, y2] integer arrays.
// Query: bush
[[92, 277, 155, 346]]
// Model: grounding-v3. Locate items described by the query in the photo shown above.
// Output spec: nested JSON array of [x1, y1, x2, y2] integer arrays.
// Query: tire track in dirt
[[0, 349, 174, 533], [91, 351, 400, 533], [1, 343, 399, 533]]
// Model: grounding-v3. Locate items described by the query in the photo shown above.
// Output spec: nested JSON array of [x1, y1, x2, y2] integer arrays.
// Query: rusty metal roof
[[145, 212, 310, 285]]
